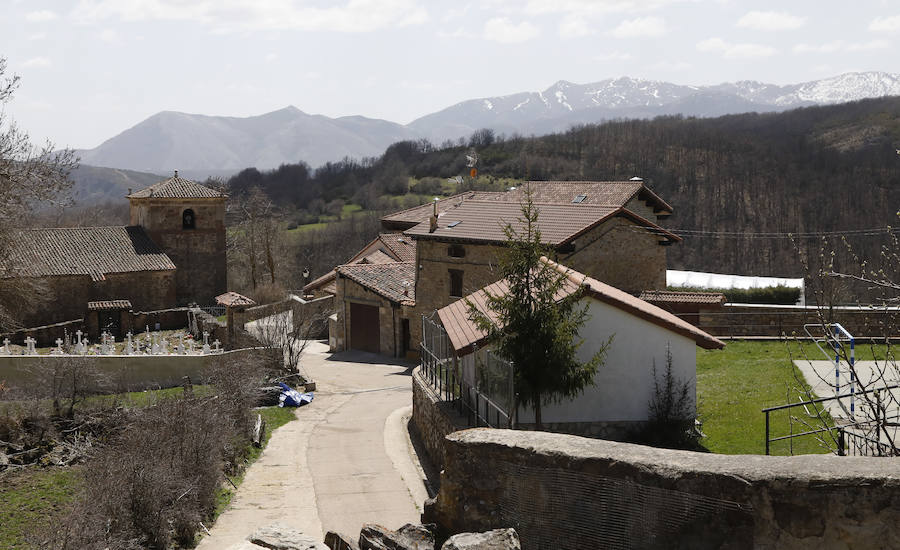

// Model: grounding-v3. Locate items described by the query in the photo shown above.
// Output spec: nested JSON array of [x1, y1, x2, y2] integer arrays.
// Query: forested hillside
[[226, 97, 900, 286]]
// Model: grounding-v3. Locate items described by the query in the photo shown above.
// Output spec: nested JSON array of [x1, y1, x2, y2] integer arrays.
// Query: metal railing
[[420, 314, 514, 429], [763, 383, 900, 456]]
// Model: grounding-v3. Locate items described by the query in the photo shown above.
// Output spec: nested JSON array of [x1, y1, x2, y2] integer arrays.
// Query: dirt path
[[197, 341, 423, 548]]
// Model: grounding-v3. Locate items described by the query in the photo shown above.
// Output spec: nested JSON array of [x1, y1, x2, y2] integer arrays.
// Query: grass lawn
[[0, 468, 80, 549], [696, 339, 892, 455]]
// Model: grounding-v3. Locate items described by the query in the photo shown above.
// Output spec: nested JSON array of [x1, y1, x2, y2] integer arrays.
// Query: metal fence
[[762, 383, 900, 456], [420, 314, 515, 429]]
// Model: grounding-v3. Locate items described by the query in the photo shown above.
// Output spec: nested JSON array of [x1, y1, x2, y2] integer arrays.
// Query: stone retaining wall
[[427, 429, 900, 550], [0, 348, 265, 392], [412, 367, 467, 470], [697, 304, 899, 338]]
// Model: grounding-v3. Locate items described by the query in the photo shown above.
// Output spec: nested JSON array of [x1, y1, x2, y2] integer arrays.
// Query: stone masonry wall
[[697, 304, 900, 338], [412, 366, 468, 470], [334, 275, 400, 356], [130, 197, 227, 306], [558, 216, 667, 294], [428, 429, 900, 550]]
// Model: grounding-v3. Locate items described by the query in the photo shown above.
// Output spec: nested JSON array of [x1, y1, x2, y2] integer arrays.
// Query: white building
[[437, 260, 724, 437]]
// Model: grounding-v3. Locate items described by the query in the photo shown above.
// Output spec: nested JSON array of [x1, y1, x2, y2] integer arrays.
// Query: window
[[448, 244, 466, 258], [182, 208, 196, 229], [572, 194, 587, 203], [449, 269, 463, 298]]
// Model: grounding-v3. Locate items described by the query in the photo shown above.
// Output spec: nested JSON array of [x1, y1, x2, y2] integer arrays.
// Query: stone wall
[[291, 294, 333, 339], [0, 347, 265, 392], [130, 196, 227, 306], [334, 275, 402, 356], [428, 429, 900, 550], [412, 366, 468, 470], [557, 216, 667, 294], [18, 270, 177, 329], [696, 304, 900, 338]]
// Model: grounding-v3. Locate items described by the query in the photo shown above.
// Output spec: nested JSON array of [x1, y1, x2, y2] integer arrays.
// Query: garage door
[[350, 302, 380, 353]]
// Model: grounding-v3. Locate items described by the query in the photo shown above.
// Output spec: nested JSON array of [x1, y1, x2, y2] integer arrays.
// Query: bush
[[630, 346, 703, 451], [34, 355, 268, 549], [668, 284, 801, 305]]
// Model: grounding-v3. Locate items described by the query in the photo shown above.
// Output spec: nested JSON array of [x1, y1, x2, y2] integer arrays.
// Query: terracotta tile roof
[[639, 290, 726, 305], [361, 250, 395, 264], [302, 233, 416, 295], [438, 258, 724, 354], [87, 300, 133, 311], [378, 233, 417, 262], [512, 181, 673, 213], [127, 172, 227, 199], [380, 181, 672, 229], [404, 202, 680, 245], [304, 270, 337, 294], [380, 191, 506, 228], [8, 226, 176, 281], [216, 291, 257, 307], [336, 261, 416, 305]]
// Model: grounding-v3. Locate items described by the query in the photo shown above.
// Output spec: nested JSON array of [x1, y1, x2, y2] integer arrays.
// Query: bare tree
[[229, 187, 285, 292], [0, 56, 77, 332], [246, 305, 328, 382], [784, 230, 900, 456]]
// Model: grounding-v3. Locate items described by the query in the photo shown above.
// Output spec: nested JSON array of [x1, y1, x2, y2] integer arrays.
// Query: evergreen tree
[[467, 188, 608, 428]]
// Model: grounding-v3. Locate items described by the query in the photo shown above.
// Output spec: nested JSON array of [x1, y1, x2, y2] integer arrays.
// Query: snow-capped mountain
[[409, 72, 900, 141], [77, 72, 900, 176]]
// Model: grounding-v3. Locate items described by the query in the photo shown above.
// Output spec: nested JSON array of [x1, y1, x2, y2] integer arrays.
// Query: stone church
[[8, 172, 227, 329]]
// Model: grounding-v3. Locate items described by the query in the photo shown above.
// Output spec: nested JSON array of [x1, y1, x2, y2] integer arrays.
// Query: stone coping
[[447, 428, 900, 484]]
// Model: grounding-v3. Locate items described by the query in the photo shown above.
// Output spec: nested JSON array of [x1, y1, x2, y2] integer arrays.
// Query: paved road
[[197, 340, 425, 548]]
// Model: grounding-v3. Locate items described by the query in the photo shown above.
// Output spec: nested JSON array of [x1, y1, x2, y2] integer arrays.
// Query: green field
[[696, 340, 893, 455]]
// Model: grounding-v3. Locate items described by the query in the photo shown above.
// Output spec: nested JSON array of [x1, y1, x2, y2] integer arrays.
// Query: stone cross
[[160, 336, 169, 355], [1, 338, 10, 354], [24, 336, 37, 355], [100, 332, 109, 355], [151, 333, 160, 355], [75, 330, 85, 355], [52, 338, 64, 355], [202, 331, 211, 354], [187, 337, 195, 354], [125, 332, 134, 355], [212, 339, 221, 353]]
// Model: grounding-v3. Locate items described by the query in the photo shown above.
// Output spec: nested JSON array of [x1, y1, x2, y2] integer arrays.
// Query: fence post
[[837, 428, 845, 456], [765, 410, 770, 455]]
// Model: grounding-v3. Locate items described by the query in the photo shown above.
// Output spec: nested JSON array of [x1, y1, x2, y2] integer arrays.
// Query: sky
[[2, 0, 900, 149]]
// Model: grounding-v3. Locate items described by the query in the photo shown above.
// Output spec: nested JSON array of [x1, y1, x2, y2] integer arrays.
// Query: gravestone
[[51, 338, 64, 355], [125, 332, 134, 355], [24, 337, 37, 355], [202, 331, 211, 354], [2, 338, 10, 355], [74, 330, 85, 355]]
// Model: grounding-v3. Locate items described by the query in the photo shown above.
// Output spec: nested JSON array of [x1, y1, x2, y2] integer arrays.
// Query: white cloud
[[870, 15, 900, 32], [483, 17, 540, 43], [696, 37, 776, 59], [99, 29, 119, 42], [736, 10, 805, 31], [648, 60, 692, 72], [794, 40, 889, 54], [26, 9, 58, 22], [22, 57, 52, 68], [610, 16, 667, 38], [437, 27, 473, 39], [559, 15, 592, 38], [72, 0, 429, 33], [524, 0, 688, 17], [595, 51, 633, 61]]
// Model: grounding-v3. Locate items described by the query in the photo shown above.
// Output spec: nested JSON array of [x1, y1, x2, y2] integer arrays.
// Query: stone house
[[436, 259, 724, 438], [3, 173, 227, 331], [325, 180, 681, 358], [304, 232, 416, 298]]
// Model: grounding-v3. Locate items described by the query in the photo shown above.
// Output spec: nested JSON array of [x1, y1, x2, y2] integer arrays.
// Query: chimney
[[429, 197, 439, 233], [174, 169, 179, 178]]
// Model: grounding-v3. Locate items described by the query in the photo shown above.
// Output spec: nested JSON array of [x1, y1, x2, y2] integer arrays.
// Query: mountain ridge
[[75, 71, 900, 176]]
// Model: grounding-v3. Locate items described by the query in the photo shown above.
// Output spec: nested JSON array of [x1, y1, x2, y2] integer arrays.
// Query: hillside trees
[[0, 56, 77, 332]]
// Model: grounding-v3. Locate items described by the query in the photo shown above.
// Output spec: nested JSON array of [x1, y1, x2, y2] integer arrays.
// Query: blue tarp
[[278, 382, 314, 407]]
